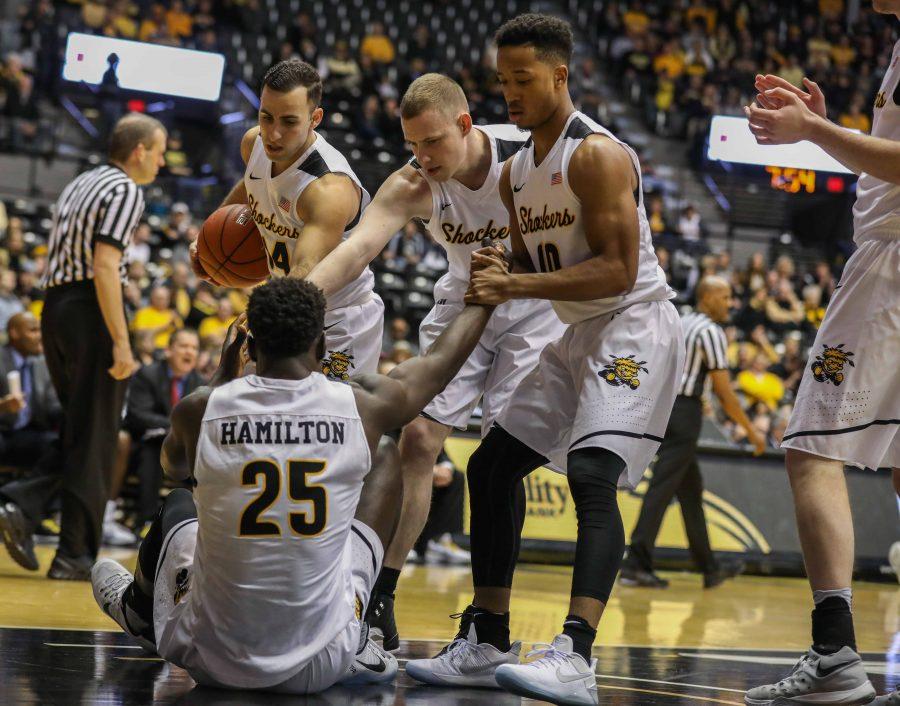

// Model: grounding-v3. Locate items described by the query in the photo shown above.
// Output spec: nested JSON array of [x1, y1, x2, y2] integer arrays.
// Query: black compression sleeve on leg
[[468, 425, 545, 589], [135, 488, 197, 592], [567, 448, 627, 604]]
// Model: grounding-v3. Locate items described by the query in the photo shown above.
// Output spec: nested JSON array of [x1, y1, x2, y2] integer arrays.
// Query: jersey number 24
[[267, 241, 291, 276], [239, 459, 327, 537]]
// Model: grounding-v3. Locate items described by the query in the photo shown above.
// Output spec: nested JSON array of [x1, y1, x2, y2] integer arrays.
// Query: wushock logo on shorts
[[810, 343, 855, 386], [173, 567, 191, 605], [599, 354, 649, 389], [322, 349, 355, 381]]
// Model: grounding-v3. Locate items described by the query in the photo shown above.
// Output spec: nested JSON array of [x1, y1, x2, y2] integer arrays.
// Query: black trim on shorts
[[154, 518, 198, 584], [782, 418, 900, 442], [569, 429, 665, 450], [351, 523, 378, 575]]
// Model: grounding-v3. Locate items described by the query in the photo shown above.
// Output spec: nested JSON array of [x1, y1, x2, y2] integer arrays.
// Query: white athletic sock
[[813, 588, 852, 610]]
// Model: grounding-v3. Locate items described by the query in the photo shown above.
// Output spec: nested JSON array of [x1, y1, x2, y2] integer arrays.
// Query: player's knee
[[567, 448, 625, 533], [160, 487, 197, 532], [400, 417, 447, 476]]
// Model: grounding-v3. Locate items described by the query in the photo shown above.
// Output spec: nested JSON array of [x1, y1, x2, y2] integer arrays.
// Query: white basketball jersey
[[508, 111, 673, 324], [415, 124, 528, 290], [853, 39, 900, 244], [173, 373, 371, 685], [244, 133, 374, 309]]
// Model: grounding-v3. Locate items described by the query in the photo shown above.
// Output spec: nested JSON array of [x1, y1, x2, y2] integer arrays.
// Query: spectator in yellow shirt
[[360, 22, 396, 65], [623, 8, 650, 35], [198, 297, 236, 346], [737, 353, 785, 411], [653, 41, 686, 79], [138, 4, 166, 42], [839, 95, 871, 133], [830, 35, 856, 68], [166, 0, 193, 40], [131, 286, 183, 350]]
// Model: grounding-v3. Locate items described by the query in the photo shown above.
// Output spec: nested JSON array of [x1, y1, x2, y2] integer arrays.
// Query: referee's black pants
[[40, 281, 128, 559], [626, 395, 718, 575]]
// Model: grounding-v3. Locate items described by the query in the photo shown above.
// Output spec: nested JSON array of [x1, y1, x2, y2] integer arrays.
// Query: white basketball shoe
[[340, 622, 399, 685], [494, 634, 598, 706], [405, 623, 521, 688], [744, 646, 876, 705], [91, 558, 155, 652]]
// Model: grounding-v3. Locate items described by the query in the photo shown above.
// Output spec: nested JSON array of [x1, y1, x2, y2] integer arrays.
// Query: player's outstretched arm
[[350, 303, 494, 440], [161, 321, 248, 481], [286, 174, 364, 281], [306, 165, 432, 296], [467, 135, 638, 305]]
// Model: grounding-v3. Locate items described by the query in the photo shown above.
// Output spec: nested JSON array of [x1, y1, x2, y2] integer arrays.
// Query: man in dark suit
[[126, 328, 203, 524], [0, 312, 63, 570]]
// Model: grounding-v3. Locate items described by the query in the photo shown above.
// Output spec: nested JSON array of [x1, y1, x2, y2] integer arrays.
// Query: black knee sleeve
[[567, 448, 626, 603], [137, 488, 197, 584], [468, 426, 544, 588]]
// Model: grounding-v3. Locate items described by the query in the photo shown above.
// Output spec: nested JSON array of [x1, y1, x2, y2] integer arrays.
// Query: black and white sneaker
[[366, 592, 399, 651], [91, 558, 155, 652], [744, 646, 875, 705], [340, 623, 398, 685]]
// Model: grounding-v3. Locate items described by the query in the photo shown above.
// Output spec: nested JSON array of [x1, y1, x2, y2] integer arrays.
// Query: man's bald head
[[7, 312, 42, 356], [695, 275, 732, 324]]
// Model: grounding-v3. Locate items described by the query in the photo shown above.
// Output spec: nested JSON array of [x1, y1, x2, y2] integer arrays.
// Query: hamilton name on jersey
[[246, 192, 301, 240], [440, 218, 509, 245], [518, 205, 576, 234], [219, 418, 346, 446]]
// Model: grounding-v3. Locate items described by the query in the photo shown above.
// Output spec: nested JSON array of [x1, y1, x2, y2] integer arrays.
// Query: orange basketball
[[197, 204, 269, 288]]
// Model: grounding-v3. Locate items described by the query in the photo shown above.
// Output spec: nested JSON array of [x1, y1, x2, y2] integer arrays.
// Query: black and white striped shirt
[[679, 311, 729, 398], [42, 165, 145, 288]]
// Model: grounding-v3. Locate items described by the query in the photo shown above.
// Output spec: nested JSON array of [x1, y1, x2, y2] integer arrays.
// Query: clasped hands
[[465, 243, 514, 305]]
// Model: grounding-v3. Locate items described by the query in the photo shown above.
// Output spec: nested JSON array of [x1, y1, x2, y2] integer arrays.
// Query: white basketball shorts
[[153, 518, 383, 695], [418, 276, 566, 435], [321, 292, 384, 380], [782, 237, 900, 470], [497, 299, 684, 489]]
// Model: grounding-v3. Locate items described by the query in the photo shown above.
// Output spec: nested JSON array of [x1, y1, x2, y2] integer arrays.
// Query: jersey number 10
[[537, 242, 561, 273], [239, 459, 328, 537]]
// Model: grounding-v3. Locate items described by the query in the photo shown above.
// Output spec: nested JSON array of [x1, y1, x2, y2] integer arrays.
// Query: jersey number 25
[[239, 459, 328, 537]]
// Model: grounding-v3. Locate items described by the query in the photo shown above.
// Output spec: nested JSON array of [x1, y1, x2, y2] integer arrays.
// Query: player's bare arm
[[286, 174, 362, 281], [349, 303, 494, 449], [161, 321, 248, 481], [466, 135, 639, 305], [306, 164, 432, 296], [746, 86, 900, 184]]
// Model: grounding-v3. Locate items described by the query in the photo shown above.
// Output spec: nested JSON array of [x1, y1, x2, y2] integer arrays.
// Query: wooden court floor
[[1, 544, 898, 705]]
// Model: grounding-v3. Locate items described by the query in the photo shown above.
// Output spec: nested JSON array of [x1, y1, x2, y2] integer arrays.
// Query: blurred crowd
[[597, 0, 898, 160]]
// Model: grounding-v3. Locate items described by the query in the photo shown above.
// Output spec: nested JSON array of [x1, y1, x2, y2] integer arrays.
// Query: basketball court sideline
[[1, 545, 896, 705]]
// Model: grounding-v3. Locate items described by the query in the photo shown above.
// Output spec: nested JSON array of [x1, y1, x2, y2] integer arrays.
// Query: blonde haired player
[[190, 59, 384, 379], [307, 73, 565, 659], [743, 2, 900, 704]]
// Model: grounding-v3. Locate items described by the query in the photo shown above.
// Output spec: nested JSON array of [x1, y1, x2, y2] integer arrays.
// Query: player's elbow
[[610, 257, 637, 295]]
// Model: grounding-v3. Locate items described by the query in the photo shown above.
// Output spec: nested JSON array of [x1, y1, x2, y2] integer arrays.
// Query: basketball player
[[89, 276, 496, 694], [742, 4, 900, 703], [190, 59, 383, 380], [405, 15, 684, 704], [306, 72, 565, 651]]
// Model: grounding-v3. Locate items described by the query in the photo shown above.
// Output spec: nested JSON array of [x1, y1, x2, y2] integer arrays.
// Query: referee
[[2, 113, 166, 580], [620, 275, 766, 589]]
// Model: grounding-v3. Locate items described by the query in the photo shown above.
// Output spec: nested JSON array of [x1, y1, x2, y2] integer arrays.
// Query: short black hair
[[262, 59, 323, 107], [495, 13, 574, 66], [247, 278, 326, 359]]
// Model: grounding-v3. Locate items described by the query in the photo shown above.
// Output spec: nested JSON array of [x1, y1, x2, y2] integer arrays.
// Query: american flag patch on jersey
[[550, 171, 562, 185], [278, 197, 291, 212]]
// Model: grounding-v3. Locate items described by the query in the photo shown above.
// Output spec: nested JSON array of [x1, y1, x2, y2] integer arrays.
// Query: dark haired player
[[406, 14, 683, 705], [89, 277, 495, 694], [190, 59, 384, 380]]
